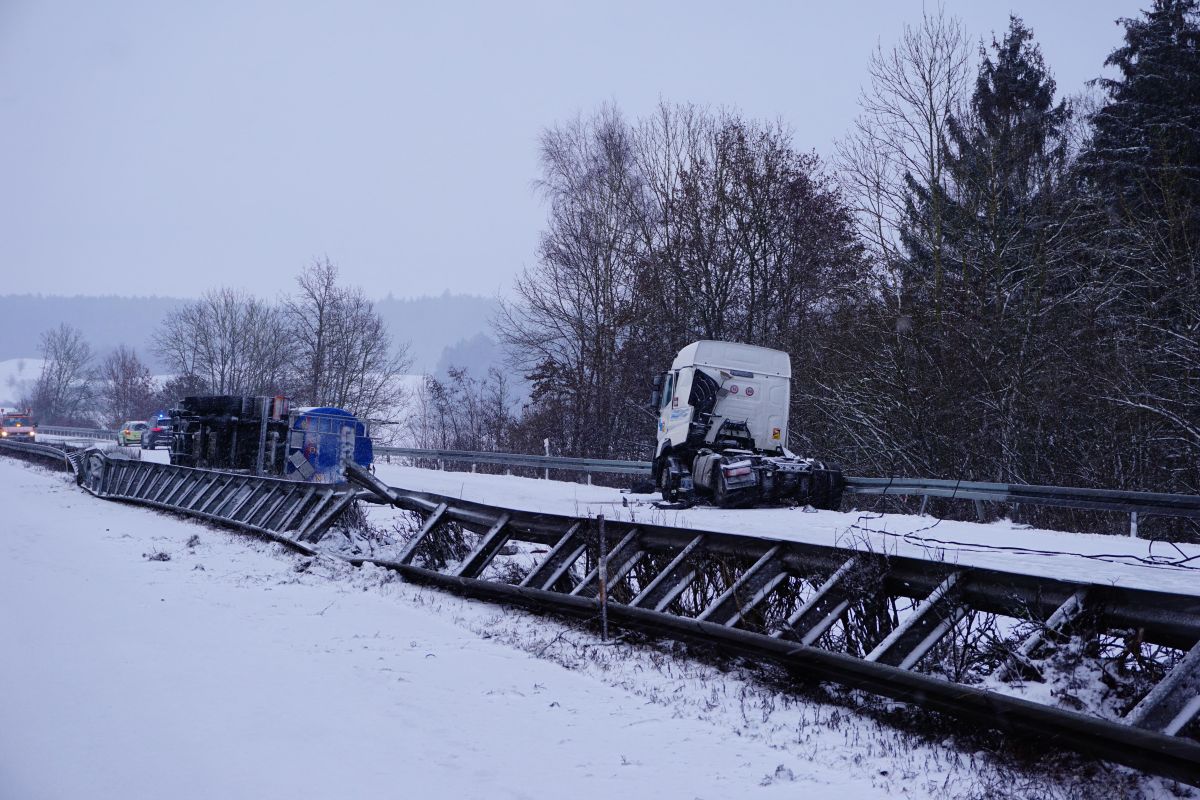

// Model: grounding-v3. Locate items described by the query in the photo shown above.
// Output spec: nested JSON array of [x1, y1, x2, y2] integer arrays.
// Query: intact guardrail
[[0, 438, 83, 472], [34, 424, 118, 441], [375, 445, 651, 476]]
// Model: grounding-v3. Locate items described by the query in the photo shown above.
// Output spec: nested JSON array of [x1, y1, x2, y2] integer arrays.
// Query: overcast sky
[[2, 1, 1134, 300]]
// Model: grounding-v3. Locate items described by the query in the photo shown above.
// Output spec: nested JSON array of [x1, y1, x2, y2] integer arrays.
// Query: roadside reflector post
[[1130, 511, 1139, 538], [597, 514, 608, 641]]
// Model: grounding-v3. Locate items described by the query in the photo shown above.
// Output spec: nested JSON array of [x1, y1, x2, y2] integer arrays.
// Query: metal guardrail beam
[[378, 446, 1200, 533], [0, 438, 82, 472], [69, 451, 356, 549], [345, 466, 1200, 786], [31, 427, 1200, 528], [35, 425, 118, 441], [375, 445, 651, 475]]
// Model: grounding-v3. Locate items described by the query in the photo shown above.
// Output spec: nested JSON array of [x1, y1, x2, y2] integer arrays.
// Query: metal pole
[[255, 396, 269, 476], [543, 438, 550, 480], [1130, 511, 1139, 538], [597, 514, 608, 641]]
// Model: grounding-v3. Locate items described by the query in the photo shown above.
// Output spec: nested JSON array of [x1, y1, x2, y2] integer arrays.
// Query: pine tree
[[894, 18, 1080, 484], [1079, 1, 1200, 495], [1085, 0, 1200, 215]]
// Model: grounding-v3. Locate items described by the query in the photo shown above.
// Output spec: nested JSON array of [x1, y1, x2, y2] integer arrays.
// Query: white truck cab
[[655, 341, 791, 458], [651, 341, 843, 509]]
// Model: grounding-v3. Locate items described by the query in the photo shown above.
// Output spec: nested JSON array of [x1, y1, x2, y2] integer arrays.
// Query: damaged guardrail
[[30, 427, 1200, 535], [345, 462, 1200, 786]]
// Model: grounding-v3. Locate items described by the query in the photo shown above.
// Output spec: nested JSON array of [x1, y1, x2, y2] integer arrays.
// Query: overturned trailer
[[651, 341, 844, 509], [168, 396, 372, 481]]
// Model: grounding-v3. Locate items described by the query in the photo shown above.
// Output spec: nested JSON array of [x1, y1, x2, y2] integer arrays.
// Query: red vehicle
[[0, 408, 37, 441]]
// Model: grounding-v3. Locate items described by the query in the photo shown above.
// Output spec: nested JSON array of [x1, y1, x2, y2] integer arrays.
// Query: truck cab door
[[660, 368, 695, 452]]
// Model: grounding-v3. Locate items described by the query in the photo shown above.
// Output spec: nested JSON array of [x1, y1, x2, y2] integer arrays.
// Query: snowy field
[[0, 357, 43, 407], [4, 456, 1195, 798]]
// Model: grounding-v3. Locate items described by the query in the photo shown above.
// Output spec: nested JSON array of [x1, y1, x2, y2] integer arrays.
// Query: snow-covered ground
[[367, 461, 1200, 598], [4, 455, 1192, 798], [34, 436, 1200, 595]]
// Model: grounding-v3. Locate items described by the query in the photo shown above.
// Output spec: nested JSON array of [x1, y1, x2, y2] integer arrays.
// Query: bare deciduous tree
[[25, 323, 94, 424], [836, 3, 972, 294], [155, 288, 290, 396], [497, 104, 646, 458], [95, 345, 156, 425], [282, 258, 413, 420]]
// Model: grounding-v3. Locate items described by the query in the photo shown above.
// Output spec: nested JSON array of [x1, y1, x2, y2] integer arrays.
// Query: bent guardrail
[[346, 463, 1200, 785]]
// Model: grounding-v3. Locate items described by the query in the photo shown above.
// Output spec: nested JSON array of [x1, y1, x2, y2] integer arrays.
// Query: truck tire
[[809, 466, 845, 511], [713, 471, 734, 508]]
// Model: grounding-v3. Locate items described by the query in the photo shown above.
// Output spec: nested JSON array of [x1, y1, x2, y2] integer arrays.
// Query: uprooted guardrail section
[[73, 450, 357, 549], [0, 439, 355, 550], [345, 462, 1200, 786], [2, 437, 1198, 785]]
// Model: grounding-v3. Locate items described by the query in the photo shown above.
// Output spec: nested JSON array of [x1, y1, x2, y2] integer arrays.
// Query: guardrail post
[[1130, 511, 1139, 538], [597, 514, 608, 641]]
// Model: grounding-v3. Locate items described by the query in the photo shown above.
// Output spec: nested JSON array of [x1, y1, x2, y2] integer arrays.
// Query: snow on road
[[0, 458, 1007, 800], [371, 461, 1200, 597]]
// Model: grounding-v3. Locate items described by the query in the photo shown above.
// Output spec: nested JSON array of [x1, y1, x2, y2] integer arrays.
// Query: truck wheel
[[810, 467, 845, 511], [658, 464, 677, 503], [713, 472, 731, 507]]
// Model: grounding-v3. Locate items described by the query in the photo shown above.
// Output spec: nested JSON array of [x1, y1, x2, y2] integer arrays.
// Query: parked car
[[117, 420, 147, 447], [141, 414, 172, 450]]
